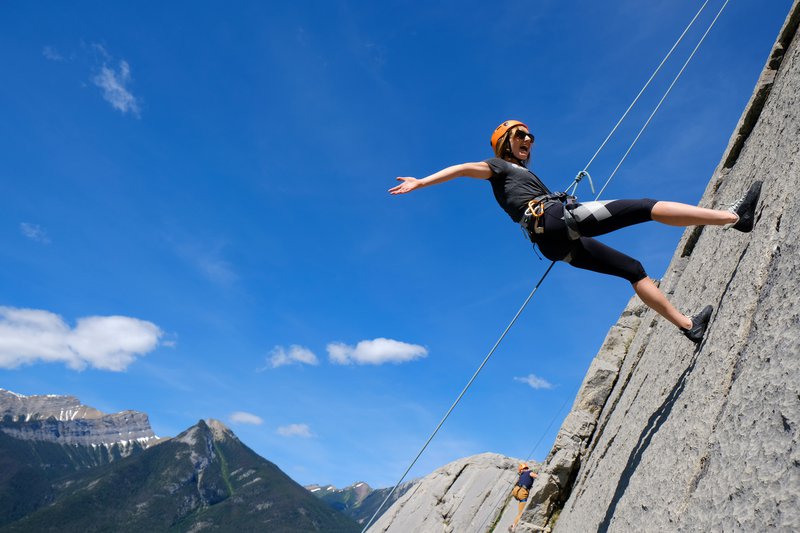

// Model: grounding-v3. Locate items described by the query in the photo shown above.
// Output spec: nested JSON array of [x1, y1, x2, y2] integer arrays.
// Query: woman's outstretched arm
[[389, 162, 492, 195]]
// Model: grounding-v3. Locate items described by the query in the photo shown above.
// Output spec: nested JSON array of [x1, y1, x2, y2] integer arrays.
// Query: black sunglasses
[[513, 130, 534, 142]]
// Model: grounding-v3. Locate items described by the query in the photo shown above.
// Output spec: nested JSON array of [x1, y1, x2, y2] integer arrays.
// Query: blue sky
[[0, 1, 791, 489]]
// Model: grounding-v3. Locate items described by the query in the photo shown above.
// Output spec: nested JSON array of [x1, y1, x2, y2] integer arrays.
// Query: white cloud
[[92, 59, 141, 116], [514, 374, 554, 390], [230, 411, 263, 425], [20, 223, 50, 244], [0, 306, 162, 371], [276, 423, 313, 438], [327, 337, 427, 365], [267, 345, 319, 369]]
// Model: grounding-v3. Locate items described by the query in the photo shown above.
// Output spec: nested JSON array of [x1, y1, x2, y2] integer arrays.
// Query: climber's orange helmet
[[491, 120, 529, 153]]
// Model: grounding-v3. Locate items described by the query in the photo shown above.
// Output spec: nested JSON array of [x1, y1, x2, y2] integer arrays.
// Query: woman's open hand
[[389, 177, 422, 195]]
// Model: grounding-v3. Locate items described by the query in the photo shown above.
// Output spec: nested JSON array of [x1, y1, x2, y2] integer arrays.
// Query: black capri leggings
[[532, 198, 659, 283]]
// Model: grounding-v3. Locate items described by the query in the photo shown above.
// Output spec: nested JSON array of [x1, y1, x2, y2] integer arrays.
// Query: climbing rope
[[361, 261, 557, 532], [594, 0, 730, 200], [362, 3, 728, 531], [580, 0, 712, 175]]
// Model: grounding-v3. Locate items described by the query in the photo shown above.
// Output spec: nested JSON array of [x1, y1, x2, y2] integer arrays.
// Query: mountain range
[[0, 389, 360, 533], [306, 479, 415, 526]]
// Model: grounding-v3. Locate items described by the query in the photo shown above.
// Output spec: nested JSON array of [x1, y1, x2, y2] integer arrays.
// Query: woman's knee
[[625, 259, 648, 284]]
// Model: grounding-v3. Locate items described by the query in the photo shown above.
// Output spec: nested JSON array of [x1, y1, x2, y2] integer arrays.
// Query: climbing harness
[[525, 198, 546, 227], [520, 192, 579, 243], [362, 2, 729, 531], [512, 484, 530, 502], [522, 193, 574, 235]]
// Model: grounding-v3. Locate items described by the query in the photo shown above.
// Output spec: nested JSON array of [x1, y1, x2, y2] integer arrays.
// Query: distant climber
[[509, 463, 538, 532], [390, 120, 763, 343]]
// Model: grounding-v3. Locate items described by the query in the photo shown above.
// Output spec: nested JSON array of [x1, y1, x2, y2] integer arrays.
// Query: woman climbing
[[389, 120, 762, 343], [510, 463, 537, 532]]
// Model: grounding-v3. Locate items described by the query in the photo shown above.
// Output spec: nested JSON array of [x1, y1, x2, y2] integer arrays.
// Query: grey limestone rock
[[516, 297, 648, 531], [519, 2, 800, 531], [367, 452, 528, 533], [0, 388, 157, 449]]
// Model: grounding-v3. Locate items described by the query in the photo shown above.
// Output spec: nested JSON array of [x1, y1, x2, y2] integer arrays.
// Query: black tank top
[[485, 157, 551, 223]]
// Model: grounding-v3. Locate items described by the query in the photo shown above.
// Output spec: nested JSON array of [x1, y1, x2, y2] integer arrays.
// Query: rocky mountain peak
[[1, 403, 361, 532], [0, 388, 157, 450], [205, 418, 236, 442], [0, 388, 104, 422]]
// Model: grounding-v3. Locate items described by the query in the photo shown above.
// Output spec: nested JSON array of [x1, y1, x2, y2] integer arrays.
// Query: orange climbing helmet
[[490, 120, 529, 152], [518, 463, 530, 473]]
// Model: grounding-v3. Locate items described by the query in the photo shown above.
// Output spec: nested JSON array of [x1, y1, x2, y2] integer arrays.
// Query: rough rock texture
[[519, 2, 800, 532], [516, 298, 649, 531], [0, 388, 105, 421], [367, 453, 527, 533], [0, 388, 157, 449]]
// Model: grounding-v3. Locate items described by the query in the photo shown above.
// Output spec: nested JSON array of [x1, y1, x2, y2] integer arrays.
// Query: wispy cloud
[[171, 239, 237, 287], [0, 306, 162, 371], [42, 46, 64, 61], [230, 411, 263, 425], [265, 345, 319, 369], [92, 58, 141, 117], [90, 42, 112, 61], [276, 423, 313, 438], [327, 337, 427, 365], [42, 42, 139, 115], [193, 254, 236, 285], [514, 374, 554, 390], [20, 223, 50, 244]]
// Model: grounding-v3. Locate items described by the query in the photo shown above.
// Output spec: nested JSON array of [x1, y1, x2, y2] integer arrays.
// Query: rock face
[[517, 298, 649, 530], [518, 3, 800, 532], [367, 453, 527, 533], [0, 388, 104, 421], [0, 388, 157, 449]]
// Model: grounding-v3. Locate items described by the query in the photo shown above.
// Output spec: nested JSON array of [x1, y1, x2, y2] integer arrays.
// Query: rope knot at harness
[[569, 169, 595, 196]]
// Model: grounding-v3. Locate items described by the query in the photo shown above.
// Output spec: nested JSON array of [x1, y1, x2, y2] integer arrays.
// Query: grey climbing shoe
[[681, 305, 713, 343], [724, 181, 763, 232]]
